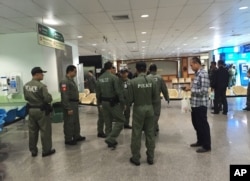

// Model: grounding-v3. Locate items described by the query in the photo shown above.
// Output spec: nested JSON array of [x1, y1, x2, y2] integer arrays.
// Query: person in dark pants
[[243, 68, 250, 111], [60, 65, 86, 145], [184, 57, 211, 153], [211, 60, 229, 115], [23, 67, 55, 157]]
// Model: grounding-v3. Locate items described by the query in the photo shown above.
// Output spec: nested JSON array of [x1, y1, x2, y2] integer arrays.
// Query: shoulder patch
[[61, 84, 67, 91]]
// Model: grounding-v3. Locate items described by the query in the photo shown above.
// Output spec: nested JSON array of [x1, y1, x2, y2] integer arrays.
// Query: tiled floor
[[0, 97, 250, 181]]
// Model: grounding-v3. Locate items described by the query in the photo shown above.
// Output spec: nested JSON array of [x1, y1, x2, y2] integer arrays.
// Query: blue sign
[[243, 44, 250, 53]]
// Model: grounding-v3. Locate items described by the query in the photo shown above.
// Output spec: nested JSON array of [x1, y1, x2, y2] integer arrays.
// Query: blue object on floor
[[16, 106, 27, 119], [4, 108, 17, 123], [0, 109, 6, 120]]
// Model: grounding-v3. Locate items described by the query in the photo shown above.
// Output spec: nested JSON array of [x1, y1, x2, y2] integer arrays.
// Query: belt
[[101, 97, 114, 102], [69, 99, 79, 102]]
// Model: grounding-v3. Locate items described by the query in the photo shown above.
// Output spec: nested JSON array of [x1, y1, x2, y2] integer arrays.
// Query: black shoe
[[105, 140, 118, 148], [222, 112, 227, 115], [42, 149, 56, 157], [31, 152, 37, 157], [124, 125, 132, 129], [243, 107, 250, 111], [65, 140, 77, 145], [190, 143, 202, 147], [130, 157, 140, 166], [196, 148, 211, 153], [147, 158, 154, 165], [75, 136, 86, 142], [211, 112, 219, 114], [97, 133, 106, 138]]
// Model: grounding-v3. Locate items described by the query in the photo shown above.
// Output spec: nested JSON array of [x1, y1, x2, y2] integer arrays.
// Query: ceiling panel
[[132, 9, 157, 22], [1, 0, 48, 17], [178, 3, 212, 18], [99, 0, 130, 11], [130, 0, 158, 10], [56, 14, 90, 26], [156, 7, 183, 20], [0, 4, 27, 18], [66, 0, 104, 13], [83, 12, 112, 24], [94, 24, 117, 33], [159, 0, 188, 7], [32, 0, 78, 15]]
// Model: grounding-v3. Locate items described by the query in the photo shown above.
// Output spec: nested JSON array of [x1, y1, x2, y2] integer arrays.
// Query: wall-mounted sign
[[243, 44, 250, 53], [37, 23, 65, 50]]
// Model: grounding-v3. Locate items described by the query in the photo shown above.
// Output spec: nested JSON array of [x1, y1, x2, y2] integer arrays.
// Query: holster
[[42, 103, 53, 116]]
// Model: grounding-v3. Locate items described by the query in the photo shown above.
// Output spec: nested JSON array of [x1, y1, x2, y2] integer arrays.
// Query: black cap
[[31, 67, 47, 75], [120, 68, 128, 73]]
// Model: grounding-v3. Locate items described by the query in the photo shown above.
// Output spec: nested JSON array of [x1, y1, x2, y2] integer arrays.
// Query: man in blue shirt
[[184, 57, 211, 153]]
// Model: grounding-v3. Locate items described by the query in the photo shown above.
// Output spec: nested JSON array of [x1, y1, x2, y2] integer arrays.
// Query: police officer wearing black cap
[[23, 67, 56, 157]]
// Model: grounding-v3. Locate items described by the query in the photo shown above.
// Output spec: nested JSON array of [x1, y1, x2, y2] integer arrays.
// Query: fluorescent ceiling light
[[142, 40, 146, 43], [193, 37, 198, 39], [239, 6, 248, 10], [141, 32, 147, 34], [43, 18, 62, 26], [141, 14, 149, 18], [183, 44, 187, 46], [77, 36, 83, 38], [209, 26, 216, 29], [92, 44, 97, 46]]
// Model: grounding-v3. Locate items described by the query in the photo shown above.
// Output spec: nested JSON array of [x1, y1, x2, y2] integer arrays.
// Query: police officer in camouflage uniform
[[96, 61, 125, 148], [147, 64, 169, 135], [120, 69, 132, 129], [128, 62, 157, 166], [23, 67, 55, 157], [60, 65, 86, 145]]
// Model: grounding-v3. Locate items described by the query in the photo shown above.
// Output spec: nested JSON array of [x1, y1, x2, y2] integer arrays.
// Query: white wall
[[0, 32, 58, 95]]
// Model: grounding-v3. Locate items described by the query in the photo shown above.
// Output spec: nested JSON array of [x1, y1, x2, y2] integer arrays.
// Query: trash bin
[[52, 102, 63, 123]]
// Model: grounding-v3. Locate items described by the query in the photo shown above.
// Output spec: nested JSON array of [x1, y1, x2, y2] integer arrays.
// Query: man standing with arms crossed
[[23, 67, 55, 157], [96, 61, 126, 148], [60, 65, 86, 145], [184, 57, 211, 153], [128, 62, 157, 166], [147, 64, 169, 135]]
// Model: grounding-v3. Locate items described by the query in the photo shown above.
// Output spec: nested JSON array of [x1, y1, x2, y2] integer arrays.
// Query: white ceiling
[[0, 0, 250, 60]]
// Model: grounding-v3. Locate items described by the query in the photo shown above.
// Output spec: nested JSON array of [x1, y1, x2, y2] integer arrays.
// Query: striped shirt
[[190, 68, 210, 107]]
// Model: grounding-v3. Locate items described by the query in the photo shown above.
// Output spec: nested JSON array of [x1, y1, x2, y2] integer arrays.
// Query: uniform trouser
[[102, 102, 125, 144], [153, 101, 161, 131], [131, 105, 155, 162], [28, 109, 52, 154], [214, 88, 228, 113], [97, 105, 105, 134], [191, 106, 211, 150], [246, 83, 250, 108], [124, 104, 131, 126], [63, 102, 81, 142]]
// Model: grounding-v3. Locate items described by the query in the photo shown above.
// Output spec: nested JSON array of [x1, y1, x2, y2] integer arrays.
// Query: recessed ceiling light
[[142, 46, 146, 49], [141, 32, 147, 34], [141, 14, 149, 18], [183, 44, 187, 46], [193, 37, 198, 39], [77, 36, 83, 38], [142, 40, 146, 43], [209, 26, 216, 29], [239, 6, 248, 10], [92, 44, 97, 46]]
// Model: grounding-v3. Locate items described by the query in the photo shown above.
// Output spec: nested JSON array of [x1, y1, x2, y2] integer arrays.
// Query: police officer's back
[[23, 67, 55, 157], [128, 61, 157, 166]]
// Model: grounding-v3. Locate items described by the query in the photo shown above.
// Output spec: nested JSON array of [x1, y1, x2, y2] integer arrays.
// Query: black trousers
[[191, 106, 211, 150], [214, 88, 227, 113]]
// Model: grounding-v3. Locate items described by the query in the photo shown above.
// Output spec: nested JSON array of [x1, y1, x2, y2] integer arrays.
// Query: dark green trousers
[[28, 109, 52, 154], [131, 105, 155, 162], [153, 101, 161, 131], [102, 102, 125, 144], [63, 102, 81, 142], [97, 105, 105, 134], [124, 104, 131, 126]]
